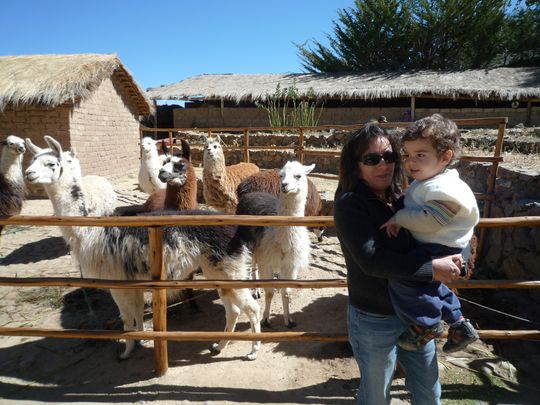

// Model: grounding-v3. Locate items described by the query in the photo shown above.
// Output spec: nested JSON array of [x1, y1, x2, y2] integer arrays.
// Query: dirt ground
[[0, 169, 538, 405]]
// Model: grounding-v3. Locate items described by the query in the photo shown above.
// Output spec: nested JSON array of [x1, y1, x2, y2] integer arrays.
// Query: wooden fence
[[0, 213, 539, 377], [0, 116, 534, 377]]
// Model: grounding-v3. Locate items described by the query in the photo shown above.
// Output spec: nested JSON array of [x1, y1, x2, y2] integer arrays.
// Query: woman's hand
[[432, 254, 462, 283], [380, 216, 401, 237]]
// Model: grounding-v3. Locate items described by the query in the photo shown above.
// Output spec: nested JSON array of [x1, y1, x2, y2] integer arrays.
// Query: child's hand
[[380, 216, 401, 237]]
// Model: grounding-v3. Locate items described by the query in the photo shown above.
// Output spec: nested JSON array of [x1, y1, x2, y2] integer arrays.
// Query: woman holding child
[[334, 115, 477, 405]]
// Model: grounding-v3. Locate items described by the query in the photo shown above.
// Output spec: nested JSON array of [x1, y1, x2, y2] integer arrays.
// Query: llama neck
[[44, 171, 89, 217], [0, 152, 24, 185], [204, 152, 226, 181], [164, 182, 180, 209], [278, 189, 307, 217], [142, 150, 161, 168]]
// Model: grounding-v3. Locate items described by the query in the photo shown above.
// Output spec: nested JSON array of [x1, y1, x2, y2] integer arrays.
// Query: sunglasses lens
[[382, 151, 398, 163], [361, 154, 381, 165], [360, 152, 398, 165]]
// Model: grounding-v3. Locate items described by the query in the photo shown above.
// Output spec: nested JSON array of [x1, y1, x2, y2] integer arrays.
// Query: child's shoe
[[398, 322, 445, 351], [443, 319, 479, 353]]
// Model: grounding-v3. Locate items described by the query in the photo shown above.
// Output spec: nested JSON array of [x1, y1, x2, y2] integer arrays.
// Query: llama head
[[0, 135, 26, 157], [159, 155, 191, 186], [279, 161, 315, 195], [140, 137, 158, 154], [158, 139, 191, 185], [203, 135, 224, 162], [25, 136, 79, 184]]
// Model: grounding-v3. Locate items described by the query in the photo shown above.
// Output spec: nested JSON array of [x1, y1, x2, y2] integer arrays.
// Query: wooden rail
[[1, 215, 539, 228]]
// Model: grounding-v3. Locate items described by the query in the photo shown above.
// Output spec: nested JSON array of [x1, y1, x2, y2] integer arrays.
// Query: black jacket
[[334, 181, 434, 315]]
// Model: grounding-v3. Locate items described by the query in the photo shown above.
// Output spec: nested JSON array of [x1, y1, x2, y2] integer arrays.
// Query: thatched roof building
[[148, 68, 540, 103], [0, 53, 152, 114], [0, 53, 152, 185], [148, 68, 540, 128]]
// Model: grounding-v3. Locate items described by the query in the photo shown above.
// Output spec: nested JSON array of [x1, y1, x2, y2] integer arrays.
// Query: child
[[381, 114, 480, 353]]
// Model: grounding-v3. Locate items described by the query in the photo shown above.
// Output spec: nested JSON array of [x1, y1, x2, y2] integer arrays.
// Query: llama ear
[[25, 138, 43, 155], [180, 139, 191, 161], [159, 139, 168, 155], [304, 163, 316, 174], [69, 147, 77, 159], [0, 139, 7, 146], [44, 135, 63, 158]]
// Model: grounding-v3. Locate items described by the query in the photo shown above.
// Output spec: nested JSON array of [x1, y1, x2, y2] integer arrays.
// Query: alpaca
[[203, 135, 259, 213], [237, 161, 315, 328], [142, 139, 198, 212], [236, 168, 324, 240], [138, 137, 166, 195], [0, 135, 26, 239], [25, 136, 261, 361]]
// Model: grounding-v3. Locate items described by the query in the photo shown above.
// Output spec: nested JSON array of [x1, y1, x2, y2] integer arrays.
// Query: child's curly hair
[[402, 114, 461, 159]]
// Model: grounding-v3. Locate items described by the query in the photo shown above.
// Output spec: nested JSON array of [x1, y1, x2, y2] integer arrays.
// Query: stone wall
[[70, 78, 141, 179], [174, 105, 540, 128]]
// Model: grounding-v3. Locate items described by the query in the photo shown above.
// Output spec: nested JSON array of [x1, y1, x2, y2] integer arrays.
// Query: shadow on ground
[[0, 236, 69, 264]]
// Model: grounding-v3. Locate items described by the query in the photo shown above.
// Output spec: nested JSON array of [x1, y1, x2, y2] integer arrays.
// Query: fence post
[[298, 127, 305, 164], [243, 129, 250, 163], [148, 226, 168, 376], [478, 119, 506, 257]]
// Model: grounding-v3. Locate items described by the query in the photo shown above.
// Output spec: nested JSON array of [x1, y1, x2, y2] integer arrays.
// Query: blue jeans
[[348, 304, 441, 405]]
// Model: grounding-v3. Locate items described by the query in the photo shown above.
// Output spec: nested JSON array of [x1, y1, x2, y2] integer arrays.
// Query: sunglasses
[[358, 151, 399, 166]]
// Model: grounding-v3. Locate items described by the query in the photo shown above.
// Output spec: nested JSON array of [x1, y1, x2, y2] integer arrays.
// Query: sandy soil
[[0, 169, 538, 405]]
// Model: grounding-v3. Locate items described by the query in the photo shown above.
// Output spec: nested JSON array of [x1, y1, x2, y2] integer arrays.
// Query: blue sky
[[0, 0, 354, 91]]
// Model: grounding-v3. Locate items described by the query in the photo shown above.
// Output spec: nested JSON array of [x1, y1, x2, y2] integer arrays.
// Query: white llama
[[138, 137, 166, 194], [238, 161, 315, 328], [0, 135, 26, 241]]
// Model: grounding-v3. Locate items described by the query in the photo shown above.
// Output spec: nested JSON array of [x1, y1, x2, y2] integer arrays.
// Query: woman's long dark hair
[[337, 123, 404, 203]]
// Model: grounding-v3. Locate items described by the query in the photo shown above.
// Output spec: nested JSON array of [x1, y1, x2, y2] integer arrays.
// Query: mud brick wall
[[69, 78, 140, 179]]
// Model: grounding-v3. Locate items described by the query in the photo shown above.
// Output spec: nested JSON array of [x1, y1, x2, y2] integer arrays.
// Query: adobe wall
[[69, 78, 141, 179], [174, 106, 540, 128], [0, 105, 71, 169]]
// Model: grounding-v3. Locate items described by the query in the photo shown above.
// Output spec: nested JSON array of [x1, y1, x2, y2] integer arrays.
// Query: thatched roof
[[147, 67, 540, 103], [0, 53, 153, 115]]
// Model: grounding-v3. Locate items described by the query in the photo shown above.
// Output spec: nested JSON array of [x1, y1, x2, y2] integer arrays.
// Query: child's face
[[401, 138, 452, 181]]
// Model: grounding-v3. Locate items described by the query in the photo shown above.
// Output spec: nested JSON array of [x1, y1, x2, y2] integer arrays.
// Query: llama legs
[[212, 288, 261, 360], [110, 289, 145, 359]]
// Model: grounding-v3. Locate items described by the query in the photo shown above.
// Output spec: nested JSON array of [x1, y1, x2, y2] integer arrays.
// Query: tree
[[502, 0, 540, 67], [296, 0, 527, 72]]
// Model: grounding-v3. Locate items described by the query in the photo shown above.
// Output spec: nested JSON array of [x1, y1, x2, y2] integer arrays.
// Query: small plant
[[256, 82, 323, 128]]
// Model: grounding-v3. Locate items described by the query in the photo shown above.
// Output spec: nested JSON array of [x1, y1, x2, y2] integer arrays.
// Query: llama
[[203, 135, 259, 213], [236, 168, 324, 240], [0, 135, 26, 240], [236, 161, 315, 328], [25, 137, 117, 314], [142, 139, 198, 212], [25, 136, 261, 360], [138, 137, 166, 195], [24, 137, 117, 247]]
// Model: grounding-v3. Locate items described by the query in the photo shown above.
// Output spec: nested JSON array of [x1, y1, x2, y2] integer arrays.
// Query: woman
[[334, 123, 463, 405]]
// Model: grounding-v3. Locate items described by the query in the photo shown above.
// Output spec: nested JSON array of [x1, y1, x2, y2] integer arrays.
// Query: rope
[[459, 295, 533, 324]]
